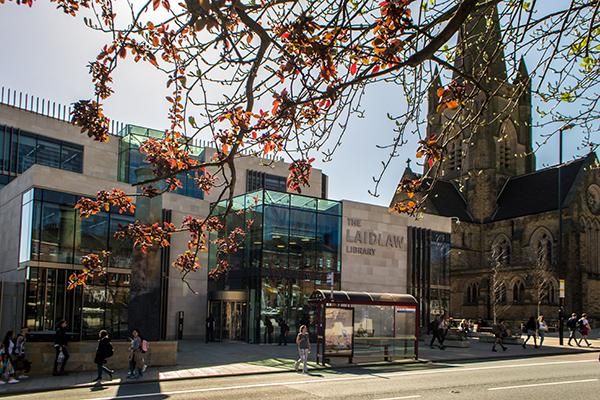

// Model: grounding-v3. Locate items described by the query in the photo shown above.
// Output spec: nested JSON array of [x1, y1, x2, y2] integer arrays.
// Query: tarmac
[[1, 332, 599, 396]]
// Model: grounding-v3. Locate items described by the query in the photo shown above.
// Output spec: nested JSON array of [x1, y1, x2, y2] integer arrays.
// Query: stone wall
[[25, 341, 178, 376]]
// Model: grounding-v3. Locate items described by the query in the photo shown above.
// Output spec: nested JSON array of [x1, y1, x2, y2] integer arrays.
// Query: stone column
[[128, 167, 163, 341]]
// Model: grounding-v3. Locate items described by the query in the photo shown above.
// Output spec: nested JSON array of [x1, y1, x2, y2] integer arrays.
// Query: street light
[[557, 123, 574, 346]]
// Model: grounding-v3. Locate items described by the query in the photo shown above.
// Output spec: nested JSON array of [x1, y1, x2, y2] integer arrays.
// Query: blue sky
[[0, 2, 592, 206]]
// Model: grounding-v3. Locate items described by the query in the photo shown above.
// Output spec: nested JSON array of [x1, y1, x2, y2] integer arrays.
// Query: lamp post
[[557, 123, 574, 345]]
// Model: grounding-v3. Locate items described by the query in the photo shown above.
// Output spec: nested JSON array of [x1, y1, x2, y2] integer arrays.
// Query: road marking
[[81, 358, 598, 400], [374, 396, 422, 400], [488, 378, 598, 391]]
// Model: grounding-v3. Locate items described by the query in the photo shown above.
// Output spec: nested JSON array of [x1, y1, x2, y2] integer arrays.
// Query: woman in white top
[[537, 315, 548, 348]]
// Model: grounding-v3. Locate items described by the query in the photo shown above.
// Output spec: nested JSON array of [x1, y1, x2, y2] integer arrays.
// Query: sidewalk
[[2, 334, 599, 395]]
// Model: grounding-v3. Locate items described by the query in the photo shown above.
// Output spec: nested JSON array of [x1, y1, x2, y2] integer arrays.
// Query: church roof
[[492, 156, 588, 221], [427, 180, 473, 222]]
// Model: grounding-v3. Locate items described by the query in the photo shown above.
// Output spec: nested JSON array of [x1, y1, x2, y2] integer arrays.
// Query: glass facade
[[209, 190, 342, 343], [0, 124, 83, 189], [407, 227, 451, 327], [20, 188, 134, 339], [117, 124, 204, 199]]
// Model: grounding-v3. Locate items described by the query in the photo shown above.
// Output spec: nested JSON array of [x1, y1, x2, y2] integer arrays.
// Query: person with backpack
[[577, 313, 592, 347], [522, 316, 538, 348], [53, 320, 69, 376], [567, 313, 579, 346], [13, 327, 31, 380], [128, 329, 146, 379], [94, 330, 114, 383], [492, 320, 508, 352]]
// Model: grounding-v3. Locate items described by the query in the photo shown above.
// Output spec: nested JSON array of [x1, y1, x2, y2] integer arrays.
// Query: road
[[7, 353, 600, 400]]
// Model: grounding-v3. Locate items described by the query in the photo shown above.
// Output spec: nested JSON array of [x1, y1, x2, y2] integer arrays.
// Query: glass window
[[264, 191, 290, 207], [60, 144, 83, 172], [108, 214, 134, 268], [289, 209, 316, 270], [39, 201, 76, 264], [19, 189, 35, 263], [17, 134, 36, 173], [75, 212, 109, 261], [318, 199, 342, 215], [37, 138, 61, 169], [263, 206, 289, 269], [316, 213, 341, 272]]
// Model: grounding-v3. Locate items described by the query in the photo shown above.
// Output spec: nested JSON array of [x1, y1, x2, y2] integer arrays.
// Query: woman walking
[[578, 313, 592, 347], [294, 325, 310, 374], [94, 330, 114, 383], [0, 332, 18, 384], [127, 329, 146, 379], [537, 315, 548, 348], [522, 316, 538, 348]]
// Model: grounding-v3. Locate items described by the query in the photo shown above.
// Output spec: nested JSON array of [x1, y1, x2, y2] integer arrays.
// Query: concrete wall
[[26, 340, 177, 375], [340, 200, 409, 293], [340, 201, 451, 295]]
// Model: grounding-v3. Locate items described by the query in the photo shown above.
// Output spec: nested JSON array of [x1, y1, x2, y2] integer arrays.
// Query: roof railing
[[0, 86, 284, 161]]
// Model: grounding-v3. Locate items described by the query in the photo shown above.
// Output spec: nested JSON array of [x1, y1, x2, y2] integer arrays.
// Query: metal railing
[[0, 86, 126, 136], [0, 86, 285, 161]]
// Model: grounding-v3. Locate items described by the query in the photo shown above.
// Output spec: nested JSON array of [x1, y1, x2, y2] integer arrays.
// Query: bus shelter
[[309, 290, 419, 364]]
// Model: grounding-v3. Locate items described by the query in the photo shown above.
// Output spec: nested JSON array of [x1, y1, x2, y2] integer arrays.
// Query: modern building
[[0, 88, 450, 342], [393, 6, 600, 323]]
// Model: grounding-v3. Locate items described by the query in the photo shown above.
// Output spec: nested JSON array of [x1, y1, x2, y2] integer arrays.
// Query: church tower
[[426, 4, 535, 222]]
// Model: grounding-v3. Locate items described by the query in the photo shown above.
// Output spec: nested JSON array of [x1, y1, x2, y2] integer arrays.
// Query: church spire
[[428, 67, 443, 116], [453, 4, 507, 87]]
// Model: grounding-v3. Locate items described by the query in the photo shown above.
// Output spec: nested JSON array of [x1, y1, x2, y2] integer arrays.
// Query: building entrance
[[209, 300, 247, 341]]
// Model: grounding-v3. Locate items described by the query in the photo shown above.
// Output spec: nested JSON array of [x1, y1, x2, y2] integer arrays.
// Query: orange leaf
[[437, 87, 445, 98], [447, 100, 460, 110], [152, 0, 160, 10], [350, 62, 357, 75]]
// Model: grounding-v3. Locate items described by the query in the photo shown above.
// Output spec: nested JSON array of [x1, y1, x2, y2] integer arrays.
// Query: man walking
[[53, 320, 69, 376], [567, 313, 579, 346], [278, 319, 289, 346], [205, 314, 215, 343]]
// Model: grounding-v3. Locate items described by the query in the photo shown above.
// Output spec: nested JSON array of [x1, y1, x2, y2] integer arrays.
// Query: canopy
[[309, 290, 418, 306]]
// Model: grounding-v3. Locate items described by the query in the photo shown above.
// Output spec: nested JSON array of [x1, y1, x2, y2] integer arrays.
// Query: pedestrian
[[94, 330, 114, 383], [264, 317, 273, 344], [294, 325, 310, 374], [567, 313, 579, 346], [127, 329, 146, 379], [278, 319, 289, 346], [522, 316, 538, 348], [430, 314, 449, 350], [13, 327, 31, 380], [205, 314, 215, 343], [492, 319, 508, 352], [459, 319, 470, 339], [53, 320, 70, 376], [537, 315, 548, 348], [577, 313, 592, 347], [1, 332, 19, 384]]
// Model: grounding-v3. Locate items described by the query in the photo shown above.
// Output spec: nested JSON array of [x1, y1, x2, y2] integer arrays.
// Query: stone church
[[393, 6, 600, 324]]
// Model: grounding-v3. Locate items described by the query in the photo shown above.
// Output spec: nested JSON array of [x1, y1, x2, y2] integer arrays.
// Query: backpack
[[141, 339, 149, 353]]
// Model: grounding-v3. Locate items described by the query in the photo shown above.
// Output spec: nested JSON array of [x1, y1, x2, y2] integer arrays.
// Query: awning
[[309, 290, 417, 306]]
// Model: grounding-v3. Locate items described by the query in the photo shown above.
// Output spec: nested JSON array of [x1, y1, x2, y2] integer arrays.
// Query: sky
[[0, 2, 593, 206]]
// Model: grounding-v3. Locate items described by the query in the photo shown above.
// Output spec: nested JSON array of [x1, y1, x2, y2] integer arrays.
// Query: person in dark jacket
[[94, 330, 114, 382], [53, 320, 69, 376], [567, 313, 579, 346], [278, 320, 289, 346], [521, 316, 538, 349]]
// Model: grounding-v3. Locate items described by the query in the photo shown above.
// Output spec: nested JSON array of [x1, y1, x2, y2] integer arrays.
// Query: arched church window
[[492, 235, 511, 265], [465, 283, 479, 305], [513, 281, 525, 304]]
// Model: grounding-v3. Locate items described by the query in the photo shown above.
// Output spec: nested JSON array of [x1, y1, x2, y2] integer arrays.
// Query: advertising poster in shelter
[[325, 307, 354, 356]]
